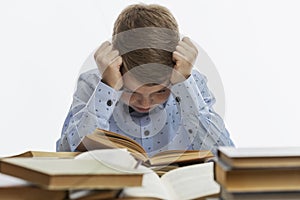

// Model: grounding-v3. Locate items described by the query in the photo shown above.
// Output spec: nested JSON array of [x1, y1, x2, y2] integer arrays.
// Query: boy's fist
[[171, 37, 198, 84], [94, 41, 123, 90]]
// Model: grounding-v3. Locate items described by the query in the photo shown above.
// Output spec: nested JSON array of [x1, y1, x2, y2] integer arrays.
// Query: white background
[[1, 0, 299, 157]]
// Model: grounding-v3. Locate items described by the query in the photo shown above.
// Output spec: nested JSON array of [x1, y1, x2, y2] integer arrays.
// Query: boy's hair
[[112, 4, 179, 84]]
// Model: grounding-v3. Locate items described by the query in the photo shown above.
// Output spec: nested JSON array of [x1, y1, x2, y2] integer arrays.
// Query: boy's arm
[[170, 70, 234, 154], [57, 41, 123, 152], [56, 70, 122, 152], [171, 37, 234, 154]]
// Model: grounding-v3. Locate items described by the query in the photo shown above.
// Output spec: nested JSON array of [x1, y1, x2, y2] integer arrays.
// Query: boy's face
[[120, 73, 171, 113]]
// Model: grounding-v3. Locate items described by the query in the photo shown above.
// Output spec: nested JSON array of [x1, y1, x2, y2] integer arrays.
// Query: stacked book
[[0, 149, 219, 200], [0, 129, 220, 200], [0, 150, 142, 200], [215, 146, 300, 200]]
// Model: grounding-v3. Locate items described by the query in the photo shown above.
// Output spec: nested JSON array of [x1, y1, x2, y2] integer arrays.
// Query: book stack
[[215, 146, 300, 200], [0, 129, 220, 200], [0, 150, 220, 200], [0, 149, 142, 200]]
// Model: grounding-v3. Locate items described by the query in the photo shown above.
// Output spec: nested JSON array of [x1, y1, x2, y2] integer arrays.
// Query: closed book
[[221, 187, 300, 200], [0, 173, 67, 200], [217, 146, 300, 168], [0, 149, 143, 190], [215, 159, 300, 192]]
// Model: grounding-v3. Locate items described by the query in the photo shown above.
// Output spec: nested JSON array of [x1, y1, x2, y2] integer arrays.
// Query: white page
[[161, 162, 220, 200], [121, 165, 171, 199], [74, 149, 143, 173]]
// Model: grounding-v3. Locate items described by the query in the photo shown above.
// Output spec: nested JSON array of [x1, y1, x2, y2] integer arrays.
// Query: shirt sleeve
[[56, 70, 122, 152], [170, 69, 234, 154]]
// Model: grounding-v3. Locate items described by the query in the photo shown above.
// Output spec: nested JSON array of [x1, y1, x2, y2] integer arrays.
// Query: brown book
[[0, 173, 67, 200], [10, 150, 80, 158], [217, 146, 300, 168], [0, 185, 67, 200], [0, 150, 143, 190], [69, 189, 121, 200], [221, 187, 300, 200], [76, 128, 214, 166], [215, 159, 300, 192]]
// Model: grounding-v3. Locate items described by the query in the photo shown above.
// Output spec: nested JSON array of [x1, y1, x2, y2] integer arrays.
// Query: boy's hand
[[171, 37, 198, 84], [94, 41, 123, 90]]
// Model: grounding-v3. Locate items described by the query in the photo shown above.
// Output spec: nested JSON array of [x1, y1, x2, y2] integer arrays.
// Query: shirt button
[[175, 96, 181, 103], [188, 129, 193, 133], [107, 99, 113, 106], [144, 130, 150, 136]]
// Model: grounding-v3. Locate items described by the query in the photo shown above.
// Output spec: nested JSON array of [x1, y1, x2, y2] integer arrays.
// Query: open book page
[[160, 162, 220, 200], [149, 150, 213, 166], [69, 149, 147, 199], [121, 165, 171, 199], [74, 149, 142, 173], [77, 129, 149, 163], [122, 163, 220, 200], [78, 129, 214, 166]]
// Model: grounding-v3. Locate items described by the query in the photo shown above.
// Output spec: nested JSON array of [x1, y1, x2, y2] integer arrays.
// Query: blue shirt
[[56, 68, 234, 155]]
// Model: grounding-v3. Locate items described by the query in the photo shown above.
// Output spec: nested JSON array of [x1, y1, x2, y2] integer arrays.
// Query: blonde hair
[[112, 4, 179, 84]]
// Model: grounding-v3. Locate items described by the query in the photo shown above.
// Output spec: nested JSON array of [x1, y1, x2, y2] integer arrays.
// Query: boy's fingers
[[100, 44, 113, 58], [94, 41, 114, 64], [173, 51, 188, 65], [174, 45, 194, 65], [109, 56, 122, 68], [94, 41, 111, 58], [182, 37, 198, 55], [175, 45, 189, 58], [178, 41, 189, 51], [106, 50, 120, 63], [182, 37, 196, 49]]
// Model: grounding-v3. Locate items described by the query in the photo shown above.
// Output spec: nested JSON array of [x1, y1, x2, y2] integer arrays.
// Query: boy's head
[[112, 4, 179, 84], [112, 4, 179, 113]]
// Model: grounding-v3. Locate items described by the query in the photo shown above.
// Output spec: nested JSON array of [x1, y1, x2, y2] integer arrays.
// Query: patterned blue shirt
[[56, 68, 234, 155]]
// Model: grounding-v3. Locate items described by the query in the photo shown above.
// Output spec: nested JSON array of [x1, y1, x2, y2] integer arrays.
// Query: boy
[[56, 4, 234, 155]]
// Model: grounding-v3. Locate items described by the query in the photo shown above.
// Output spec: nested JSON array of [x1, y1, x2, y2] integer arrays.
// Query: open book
[[122, 162, 220, 200], [76, 128, 214, 166], [0, 149, 143, 190]]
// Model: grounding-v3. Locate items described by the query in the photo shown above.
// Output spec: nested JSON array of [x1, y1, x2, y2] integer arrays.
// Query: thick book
[[217, 146, 300, 168], [10, 150, 80, 158], [215, 159, 300, 192], [76, 128, 214, 166], [0, 173, 67, 200], [121, 162, 220, 200], [69, 189, 121, 200], [0, 149, 143, 190], [221, 188, 300, 200]]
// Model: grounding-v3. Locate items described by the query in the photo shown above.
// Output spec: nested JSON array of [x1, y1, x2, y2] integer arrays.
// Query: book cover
[[217, 146, 300, 168], [0, 150, 144, 190], [215, 159, 300, 192]]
